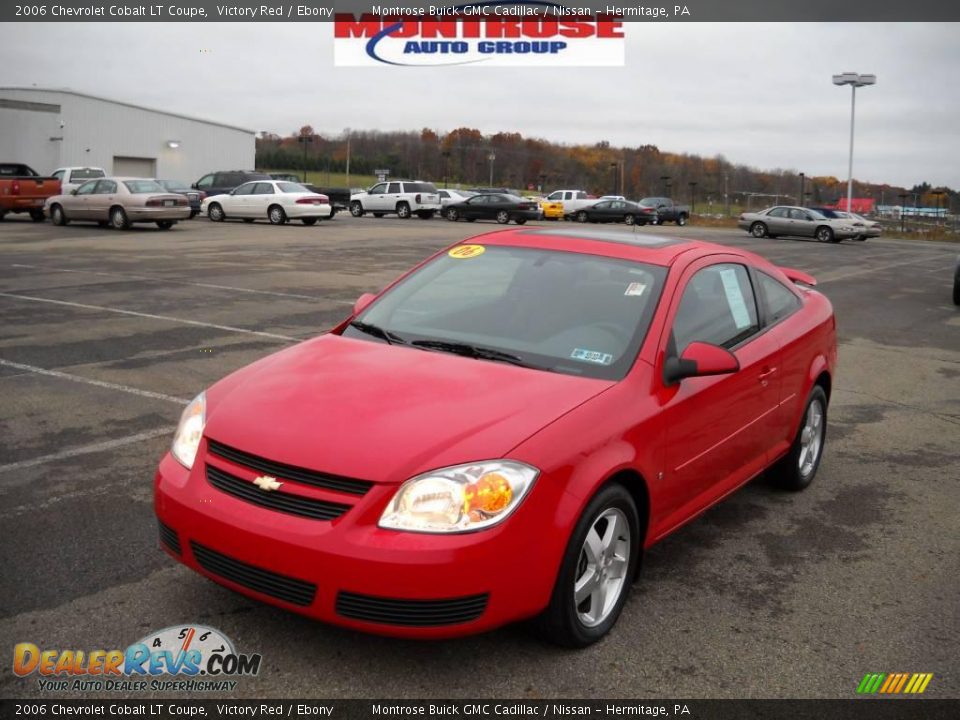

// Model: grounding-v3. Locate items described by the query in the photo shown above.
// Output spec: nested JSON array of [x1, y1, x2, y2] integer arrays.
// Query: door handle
[[759, 367, 778, 386]]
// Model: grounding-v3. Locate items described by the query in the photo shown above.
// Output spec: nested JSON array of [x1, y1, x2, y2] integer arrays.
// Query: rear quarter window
[[758, 272, 802, 324]]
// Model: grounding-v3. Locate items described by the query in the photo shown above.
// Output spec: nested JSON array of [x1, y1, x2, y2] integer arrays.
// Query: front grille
[[206, 439, 373, 496], [336, 591, 489, 627], [158, 520, 181, 555], [191, 541, 316, 607], [206, 465, 350, 521]]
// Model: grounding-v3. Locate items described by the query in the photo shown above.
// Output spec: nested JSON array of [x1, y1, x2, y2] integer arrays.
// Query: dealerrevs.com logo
[[13, 625, 262, 693], [334, 3, 625, 67]]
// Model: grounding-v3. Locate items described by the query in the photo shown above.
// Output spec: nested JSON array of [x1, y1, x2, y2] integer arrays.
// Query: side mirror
[[353, 292, 377, 316], [191, 183, 197, 189], [70, 189, 77, 195], [663, 341, 739, 385]]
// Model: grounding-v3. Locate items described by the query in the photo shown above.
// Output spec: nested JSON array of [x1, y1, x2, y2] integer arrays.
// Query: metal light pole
[[897, 193, 908, 234], [488, 153, 496, 187], [298, 134, 313, 182], [689, 181, 697, 214], [798, 173, 805, 207], [833, 72, 876, 213], [610, 162, 618, 195], [932, 190, 945, 226], [660, 175, 671, 195]]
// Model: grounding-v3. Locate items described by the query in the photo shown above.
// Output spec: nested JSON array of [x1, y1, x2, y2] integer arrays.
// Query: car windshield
[[123, 180, 165, 193], [406, 182, 437, 193], [344, 245, 667, 380], [278, 182, 310, 193], [160, 180, 189, 191], [806, 209, 828, 219]]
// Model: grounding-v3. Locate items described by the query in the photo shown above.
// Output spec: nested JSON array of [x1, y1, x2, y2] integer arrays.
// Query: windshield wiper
[[410, 340, 535, 368], [348, 320, 407, 346]]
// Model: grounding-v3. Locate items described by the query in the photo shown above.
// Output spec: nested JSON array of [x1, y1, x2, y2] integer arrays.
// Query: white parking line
[[0, 359, 189, 404], [0, 426, 176, 475], [9, 263, 352, 304], [817, 254, 955, 283], [0, 291, 298, 341]]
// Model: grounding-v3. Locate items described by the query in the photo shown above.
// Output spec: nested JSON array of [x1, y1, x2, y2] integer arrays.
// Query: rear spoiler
[[779, 266, 817, 287]]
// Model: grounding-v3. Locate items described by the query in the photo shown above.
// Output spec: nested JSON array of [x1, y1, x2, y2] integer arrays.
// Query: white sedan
[[202, 180, 331, 225]]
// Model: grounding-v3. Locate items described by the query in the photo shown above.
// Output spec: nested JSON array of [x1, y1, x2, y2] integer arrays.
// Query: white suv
[[350, 181, 441, 219]]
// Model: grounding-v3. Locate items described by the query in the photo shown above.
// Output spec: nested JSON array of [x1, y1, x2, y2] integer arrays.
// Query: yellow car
[[540, 198, 564, 220]]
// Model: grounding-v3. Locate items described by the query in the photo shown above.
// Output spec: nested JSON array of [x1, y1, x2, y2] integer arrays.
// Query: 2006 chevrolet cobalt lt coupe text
[[155, 228, 836, 647]]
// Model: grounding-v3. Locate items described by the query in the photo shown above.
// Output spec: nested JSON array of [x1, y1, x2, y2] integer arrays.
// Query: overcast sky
[[2, 22, 958, 189]]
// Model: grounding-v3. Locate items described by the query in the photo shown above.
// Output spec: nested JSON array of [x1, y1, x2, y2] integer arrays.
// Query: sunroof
[[517, 228, 688, 248]]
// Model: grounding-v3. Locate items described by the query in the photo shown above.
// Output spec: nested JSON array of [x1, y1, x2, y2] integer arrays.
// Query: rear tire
[[396, 202, 411, 219], [30, 210, 45, 222], [769, 386, 828, 492], [750, 222, 768, 238], [535, 483, 640, 648], [417, 210, 434, 219], [208, 203, 225, 222], [677, 214, 688, 226], [51, 205, 68, 226], [156, 220, 174, 230], [953, 260, 960, 306], [302, 218, 318, 226], [515, 218, 527, 225]]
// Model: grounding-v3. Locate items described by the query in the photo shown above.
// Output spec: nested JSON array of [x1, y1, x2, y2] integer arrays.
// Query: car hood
[[203, 335, 613, 484]]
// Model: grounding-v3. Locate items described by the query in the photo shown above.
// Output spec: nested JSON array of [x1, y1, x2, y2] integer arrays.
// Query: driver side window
[[196, 175, 213, 190], [672, 264, 760, 354], [75, 181, 97, 195]]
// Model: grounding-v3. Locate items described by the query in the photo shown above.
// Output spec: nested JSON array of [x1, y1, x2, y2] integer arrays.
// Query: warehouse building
[[0, 87, 255, 183]]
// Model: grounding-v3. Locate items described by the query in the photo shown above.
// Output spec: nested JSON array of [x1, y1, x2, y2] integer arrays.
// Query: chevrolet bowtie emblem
[[253, 475, 282, 492]]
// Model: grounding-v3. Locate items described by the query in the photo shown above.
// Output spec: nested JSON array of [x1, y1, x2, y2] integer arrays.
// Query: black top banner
[[5, 0, 960, 22]]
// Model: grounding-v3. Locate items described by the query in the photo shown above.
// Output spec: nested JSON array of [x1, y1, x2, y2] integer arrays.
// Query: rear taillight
[[199, 191, 207, 200], [145, 199, 161, 207], [11, 180, 20, 195], [296, 195, 329, 205], [415, 194, 422, 203]]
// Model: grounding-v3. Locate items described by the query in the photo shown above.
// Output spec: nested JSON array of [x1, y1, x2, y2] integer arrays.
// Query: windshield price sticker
[[449, 245, 486, 259], [571, 348, 614, 365]]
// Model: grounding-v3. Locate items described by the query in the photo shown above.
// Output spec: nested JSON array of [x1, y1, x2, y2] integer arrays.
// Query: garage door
[[113, 156, 156, 178]]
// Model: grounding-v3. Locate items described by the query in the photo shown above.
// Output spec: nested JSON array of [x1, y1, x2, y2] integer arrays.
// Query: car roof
[[470, 227, 734, 267]]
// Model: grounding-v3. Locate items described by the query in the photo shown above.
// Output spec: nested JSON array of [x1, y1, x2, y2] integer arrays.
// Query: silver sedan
[[45, 177, 191, 230], [738, 206, 862, 243]]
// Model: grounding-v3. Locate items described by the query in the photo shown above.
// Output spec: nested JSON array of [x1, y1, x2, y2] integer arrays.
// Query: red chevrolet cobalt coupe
[[155, 228, 836, 646]]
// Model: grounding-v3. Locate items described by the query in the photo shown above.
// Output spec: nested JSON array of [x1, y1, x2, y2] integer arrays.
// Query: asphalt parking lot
[[1, 215, 957, 699]]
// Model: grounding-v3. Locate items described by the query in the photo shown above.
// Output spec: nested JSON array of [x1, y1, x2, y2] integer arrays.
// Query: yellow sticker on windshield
[[448, 244, 485, 259]]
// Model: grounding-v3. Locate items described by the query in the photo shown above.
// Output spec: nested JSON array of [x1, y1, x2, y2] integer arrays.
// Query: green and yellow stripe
[[857, 673, 933, 694]]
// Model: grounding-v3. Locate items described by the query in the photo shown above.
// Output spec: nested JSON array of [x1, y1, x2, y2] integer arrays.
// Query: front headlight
[[379, 461, 539, 533], [171, 392, 205, 469]]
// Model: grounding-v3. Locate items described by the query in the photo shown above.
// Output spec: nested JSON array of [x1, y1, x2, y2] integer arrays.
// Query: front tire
[[268, 205, 287, 225], [51, 205, 68, 226], [816, 226, 836, 243], [30, 210, 46, 222], [302, 218, 318, 226], [208, 203, 225, 222], [576, 210, 588, 223], [624, 214, 636, 226], [350, 201, 364, 217], [677, 213, 688, 226], [769, 386, 828, 491], [447, 208, 460, 222], [417, 210, 434, 219], [535, 483, 639, 648], [952, 260, 960, 306], [110, 206, 130, 230], [750, 222, 768, 238], [156, 220, 174, 230]]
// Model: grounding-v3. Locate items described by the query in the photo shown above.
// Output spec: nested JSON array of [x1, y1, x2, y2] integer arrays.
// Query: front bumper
[[154, 446, 565, 638]]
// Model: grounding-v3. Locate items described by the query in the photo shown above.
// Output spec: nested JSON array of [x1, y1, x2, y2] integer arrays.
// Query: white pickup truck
[[52, 167, 106, 194], [544, 189, 597, 218]]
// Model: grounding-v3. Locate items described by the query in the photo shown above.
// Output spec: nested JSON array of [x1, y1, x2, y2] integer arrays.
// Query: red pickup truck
[[0, 164, 62, 222]]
